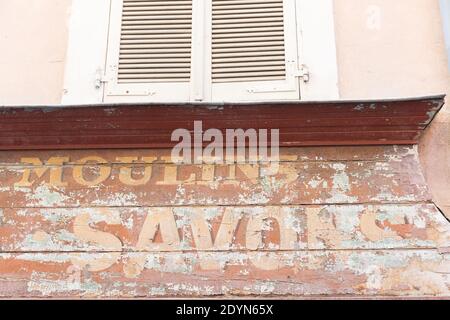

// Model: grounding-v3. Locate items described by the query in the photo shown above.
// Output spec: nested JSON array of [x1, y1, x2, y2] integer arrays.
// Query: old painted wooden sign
[[0, 146, 449, 298]]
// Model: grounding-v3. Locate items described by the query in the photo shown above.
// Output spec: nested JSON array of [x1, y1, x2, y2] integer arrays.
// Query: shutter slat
[[212, 0, 286, 83], [118, 0, 193, 83]]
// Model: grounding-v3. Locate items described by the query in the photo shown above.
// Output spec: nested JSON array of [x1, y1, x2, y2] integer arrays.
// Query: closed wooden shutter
[[104, 0, 194, 102], [211, 0, 301, 101]]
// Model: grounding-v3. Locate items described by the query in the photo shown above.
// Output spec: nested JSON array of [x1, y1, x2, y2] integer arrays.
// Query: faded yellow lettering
[[72, 156, 111, 187], [189, 208, 242, 270], [117, 156, 157, 186], [157, 164, 195, 185], [360, 209, 400, 242], [71, 210, 122, 272], [246, 207, 297, 270], [124, 208, 180, 277], [306, 207, 347, 249], [15, 157, 68, 187]]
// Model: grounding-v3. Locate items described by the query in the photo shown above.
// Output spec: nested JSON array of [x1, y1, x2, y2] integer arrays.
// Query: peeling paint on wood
[[1, 251, 448, 298], [0, 146, 449, 298], [0, 146, 431, 207], [1, 204, 449, 253]]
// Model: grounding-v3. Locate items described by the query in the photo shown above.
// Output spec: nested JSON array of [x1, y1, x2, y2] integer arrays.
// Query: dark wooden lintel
[[0, 95, 445, 150]]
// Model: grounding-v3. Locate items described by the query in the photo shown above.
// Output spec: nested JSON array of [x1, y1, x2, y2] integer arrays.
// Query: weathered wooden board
[[0, 146, 430, 207], [0, 145, 419, 164], [0, 96, 444, 149], [0, 145, 449, 298], [1, 250, 448, 298], [1, 205, 449, 253]]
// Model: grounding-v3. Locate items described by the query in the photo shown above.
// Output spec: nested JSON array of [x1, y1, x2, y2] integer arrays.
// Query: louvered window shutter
[[104, 0, 301, 102], [211, 0, 301, 101], [104, 0, 194, 102]]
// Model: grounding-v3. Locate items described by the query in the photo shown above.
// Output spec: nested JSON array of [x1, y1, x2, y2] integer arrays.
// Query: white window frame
[[62, 0, 339, 104]]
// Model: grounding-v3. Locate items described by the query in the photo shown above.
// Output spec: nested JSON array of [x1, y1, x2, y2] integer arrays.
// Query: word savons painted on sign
[[1, 204, 448, 276]]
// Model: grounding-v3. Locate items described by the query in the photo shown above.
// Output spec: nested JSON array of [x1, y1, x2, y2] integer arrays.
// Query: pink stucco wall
[[0, 0, 71, 105]]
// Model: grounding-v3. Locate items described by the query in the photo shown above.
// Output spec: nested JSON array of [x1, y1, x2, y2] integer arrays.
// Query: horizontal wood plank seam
[[0, 201, 437, 210]]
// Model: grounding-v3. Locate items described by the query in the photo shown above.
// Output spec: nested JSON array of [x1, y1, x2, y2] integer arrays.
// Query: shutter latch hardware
[[246, 64, 311, 93], [95, 75, 109, 89], [294, 64, 310, 83]]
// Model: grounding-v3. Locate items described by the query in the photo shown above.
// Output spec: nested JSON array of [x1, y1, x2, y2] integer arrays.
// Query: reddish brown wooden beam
[[0, 95, 444, 150]]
